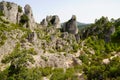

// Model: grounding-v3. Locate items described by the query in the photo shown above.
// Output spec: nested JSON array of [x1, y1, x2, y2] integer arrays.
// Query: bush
[[0, 10, 4, 16], [20, 14, 29, 24], [40, 67, 52, 76], [50, 68, 65, 80], [18, 6, 22, 13]]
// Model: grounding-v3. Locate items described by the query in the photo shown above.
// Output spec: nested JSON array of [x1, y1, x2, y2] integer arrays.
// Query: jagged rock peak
[[40, 15, 61, 28], [62, 15, 78, 34]]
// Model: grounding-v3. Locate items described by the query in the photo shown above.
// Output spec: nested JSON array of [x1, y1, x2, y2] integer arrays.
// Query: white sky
[[2, 0, 120, 23]]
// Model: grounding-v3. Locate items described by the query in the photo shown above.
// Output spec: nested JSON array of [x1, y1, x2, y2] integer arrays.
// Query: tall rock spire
[[24, 4, 36, 31]]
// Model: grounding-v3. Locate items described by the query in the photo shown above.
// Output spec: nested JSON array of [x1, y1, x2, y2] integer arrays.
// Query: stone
[[24, 4, 36, 31], [102, 59, 110, 64], [62, 15, 78, 34], [0, 1, 19, 23], [27, 32, 37, 42], [41, 15, 60, 28], [50, 15, 60, 28]]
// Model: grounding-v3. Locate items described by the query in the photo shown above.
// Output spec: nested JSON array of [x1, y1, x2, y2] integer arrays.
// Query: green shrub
[[20, 14, 29, 24], [18, 6, 22, 13], [65, 68, 75, 79], [79, 54, 89, 64], [0, 10, 4, 16], [50, 68, 65, 80], [40, 67, 52, 76]]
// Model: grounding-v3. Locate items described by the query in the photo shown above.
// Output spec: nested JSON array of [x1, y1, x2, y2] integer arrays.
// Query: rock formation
[[24, 4, 36, 31], [40, 15, 61, 28], [62, 15, 78, 34], [0, 1, 19, 23], [0, 1, 36, 31]]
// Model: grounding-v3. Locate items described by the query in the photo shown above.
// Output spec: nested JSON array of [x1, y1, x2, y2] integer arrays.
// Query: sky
[[1, 0, 120, 23]]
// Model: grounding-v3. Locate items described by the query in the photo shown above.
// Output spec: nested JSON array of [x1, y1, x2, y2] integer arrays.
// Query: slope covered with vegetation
[[0, 1, 120, 80]]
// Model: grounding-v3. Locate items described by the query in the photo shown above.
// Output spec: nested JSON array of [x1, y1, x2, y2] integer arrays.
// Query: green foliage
[[40, 67, 52, 76], [79, 54, 89, 64], [20, 14, 29, 24], [0, 31, 7, 47], [50, 68, 65, 80], [72, 42, 79, 52], [2, 43, 35, 66], [0, 43, 40, 80], [0, 10, 4, 16], [0, 67, 42, 80], [18, 5, 22, 13], [111, 26, 120, 41], [65, 68, 75, 79]]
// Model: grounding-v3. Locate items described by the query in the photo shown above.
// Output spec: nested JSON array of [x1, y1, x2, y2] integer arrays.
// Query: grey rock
[[27, 32, 37, 42], [41, 15, 60, 28], [24, 4, 36, 31], [0, 1, 19, 23], [72, 57, 82, 65], [50, 15, 60, 28], [63, 15, 78, 34]]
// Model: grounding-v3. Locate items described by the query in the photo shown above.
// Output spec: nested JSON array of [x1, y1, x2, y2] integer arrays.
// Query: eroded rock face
[[62, 15, 78, 34], [24, 4, 36, 31], [0, 1, 19, 23], [40, 15, 60, 28]]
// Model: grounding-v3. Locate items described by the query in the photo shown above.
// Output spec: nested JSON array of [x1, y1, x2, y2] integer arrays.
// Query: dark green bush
[[40, 67, 52, 76], [20, 14, 29, 24], [18, 6, 22, 13], [0, 10, 4, 16], [50, 68, 65, 80]]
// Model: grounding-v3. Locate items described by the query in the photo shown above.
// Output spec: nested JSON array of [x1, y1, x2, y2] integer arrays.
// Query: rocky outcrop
[[0, 1, 36, 31], [62, 15, 78, 34], [40, 15, 60, 28], [0, 1, 20, 23], [24, 4, 36, 31]]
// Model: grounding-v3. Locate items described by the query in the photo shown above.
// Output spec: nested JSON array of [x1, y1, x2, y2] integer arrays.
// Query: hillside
[[77, 22, 90, 29], [0, 1, 120, 80]]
